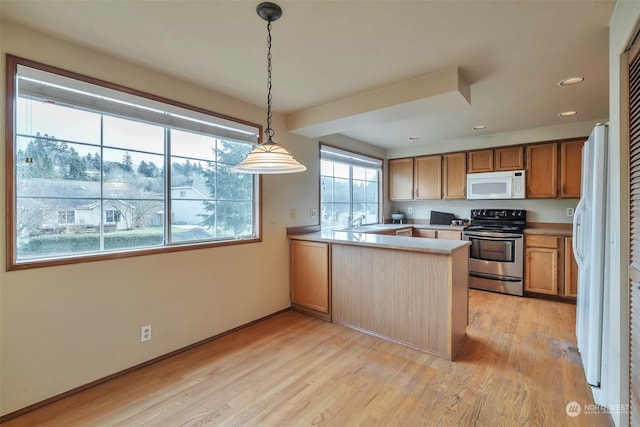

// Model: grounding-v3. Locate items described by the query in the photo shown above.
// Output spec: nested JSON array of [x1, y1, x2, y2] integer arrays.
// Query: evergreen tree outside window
[[7, 56, 261, 270], [320, 145, 382, 230]]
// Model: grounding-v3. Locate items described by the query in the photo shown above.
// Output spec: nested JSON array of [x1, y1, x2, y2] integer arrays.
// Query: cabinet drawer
[[526, 235, 559, 249], [415, 229, 437, 238], [437, 230, 462, 240]]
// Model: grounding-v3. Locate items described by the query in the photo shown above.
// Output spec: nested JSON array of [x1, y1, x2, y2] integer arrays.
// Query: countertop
[[524, 223, 573, 237], [288, 229, 469, 255]]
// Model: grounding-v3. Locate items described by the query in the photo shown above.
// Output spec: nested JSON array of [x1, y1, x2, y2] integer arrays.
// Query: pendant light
[[234, 2, 306, 174]]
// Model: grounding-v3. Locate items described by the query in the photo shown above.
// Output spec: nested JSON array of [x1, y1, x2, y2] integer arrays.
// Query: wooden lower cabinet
[[436, 230, 462, 240], [564, 237, 578, 297], [290, 240, 330, 320], [525, 246, 559, 295], [414, 229, 436, 238], [525, 234, 577, 300], [412, 228, 461, 240]]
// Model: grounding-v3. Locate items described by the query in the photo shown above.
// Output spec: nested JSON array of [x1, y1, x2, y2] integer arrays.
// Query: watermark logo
[[566, 401, 582, 417]]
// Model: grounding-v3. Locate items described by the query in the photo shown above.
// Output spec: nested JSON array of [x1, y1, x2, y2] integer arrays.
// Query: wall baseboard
[[0, 307, 291, 422]]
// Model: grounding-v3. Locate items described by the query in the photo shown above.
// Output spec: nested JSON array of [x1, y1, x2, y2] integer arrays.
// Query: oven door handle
[[463, 232, 523, 239], [469, 272, 522, 282]]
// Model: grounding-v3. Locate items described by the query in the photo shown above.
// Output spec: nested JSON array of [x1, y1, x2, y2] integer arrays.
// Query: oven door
[[463, 231, 524, 278]]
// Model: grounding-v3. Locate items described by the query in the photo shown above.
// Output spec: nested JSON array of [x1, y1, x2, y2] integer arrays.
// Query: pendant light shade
[[234, 139, 307, 174], [234, 2, 306, 174]]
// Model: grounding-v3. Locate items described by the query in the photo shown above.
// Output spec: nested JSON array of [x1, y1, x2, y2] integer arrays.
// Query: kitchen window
[[320, 145, 382, 229], [6, 56, 262, 270]]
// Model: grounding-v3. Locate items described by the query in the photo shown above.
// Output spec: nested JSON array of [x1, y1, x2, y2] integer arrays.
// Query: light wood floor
[[3, 290, 612, 426]]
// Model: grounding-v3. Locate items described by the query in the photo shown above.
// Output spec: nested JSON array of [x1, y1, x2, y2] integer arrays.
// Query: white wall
[[606, 3, 640, 426], [393, 199, 579, 224], [0, 20, 320, 416]]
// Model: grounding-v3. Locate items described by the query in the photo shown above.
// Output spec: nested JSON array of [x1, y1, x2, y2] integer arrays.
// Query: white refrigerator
[[572, 123, 608, 403]]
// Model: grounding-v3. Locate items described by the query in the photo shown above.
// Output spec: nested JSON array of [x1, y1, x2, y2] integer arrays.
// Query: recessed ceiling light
[[557, 111, 578, 117], [408, 136, 420, 141], [558, 76, 585, 86], [472, 124, 487, 130]]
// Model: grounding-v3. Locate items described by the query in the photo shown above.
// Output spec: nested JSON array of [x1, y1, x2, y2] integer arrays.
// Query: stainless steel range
[[463, 209, 526, 296]]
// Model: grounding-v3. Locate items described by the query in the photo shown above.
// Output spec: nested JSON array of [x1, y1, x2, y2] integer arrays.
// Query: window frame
[[5, 55, 263, 271], [319, 143, 383, 230]]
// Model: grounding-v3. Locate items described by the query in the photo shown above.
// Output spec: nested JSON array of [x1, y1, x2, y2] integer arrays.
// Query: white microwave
[[467, 170, 526, 200]]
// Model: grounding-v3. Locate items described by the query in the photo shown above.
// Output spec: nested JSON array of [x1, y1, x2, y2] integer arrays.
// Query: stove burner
[[466, 208, 527, 233]]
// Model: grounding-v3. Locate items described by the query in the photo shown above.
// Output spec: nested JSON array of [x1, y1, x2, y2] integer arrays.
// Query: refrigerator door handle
[[572, 198, 586, 267]]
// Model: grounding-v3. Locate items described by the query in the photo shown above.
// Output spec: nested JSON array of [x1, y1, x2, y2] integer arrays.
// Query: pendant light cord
[[265, 19, 275, 142]]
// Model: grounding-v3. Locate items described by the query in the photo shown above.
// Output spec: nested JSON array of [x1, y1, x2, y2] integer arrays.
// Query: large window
[[7, 56, 261, 269], [320, 145, 382, 230]]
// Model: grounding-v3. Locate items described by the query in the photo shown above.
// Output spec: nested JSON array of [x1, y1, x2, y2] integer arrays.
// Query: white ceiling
[[1, 0, 615, 149]]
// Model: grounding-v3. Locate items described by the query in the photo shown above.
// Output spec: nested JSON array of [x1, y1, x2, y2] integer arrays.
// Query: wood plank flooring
[[3, 290, 612, 426]]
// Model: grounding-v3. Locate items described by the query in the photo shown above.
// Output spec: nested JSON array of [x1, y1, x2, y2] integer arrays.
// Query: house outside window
[[57, 210, 75, 225], [7, 56, 262, 269], [320, 145, 382, 230], [105, 210, 121, 223]]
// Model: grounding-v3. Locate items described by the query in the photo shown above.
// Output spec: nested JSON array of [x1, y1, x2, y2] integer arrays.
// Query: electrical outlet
[[290, 208, 296, 220], [407, 207, 413, 214], [141, 325, 152, 342], [310, 208, 318, 219], [566, 208, 574, 217]]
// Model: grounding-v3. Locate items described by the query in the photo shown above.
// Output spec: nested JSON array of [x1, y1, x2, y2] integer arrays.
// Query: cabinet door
[[526, 143, 558, 198], [525, 247, 559, 295], [415, 155, 442, 199], [495, 146, 524, 171], [437, 230, 462, 240], [467, 150, 493, 173], [290, 240, 330, 314], [389, 158, 414, 201], [560, 139, 584, 198], [443, 152, 467, 199], [564, 237, 578, 297]]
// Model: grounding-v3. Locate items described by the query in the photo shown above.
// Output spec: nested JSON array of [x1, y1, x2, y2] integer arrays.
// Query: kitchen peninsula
[[289, 227, 470, 360]]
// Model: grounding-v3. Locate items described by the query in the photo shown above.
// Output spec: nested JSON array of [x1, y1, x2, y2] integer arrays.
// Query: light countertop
[[288, 230, 469, 255], [524, 223, 573, 237]]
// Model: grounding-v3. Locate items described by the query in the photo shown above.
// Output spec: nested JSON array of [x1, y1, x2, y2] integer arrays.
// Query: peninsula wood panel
[[414, 155, 441, 199], [290, 240, 330, 315], [331, 244, 467, 359]]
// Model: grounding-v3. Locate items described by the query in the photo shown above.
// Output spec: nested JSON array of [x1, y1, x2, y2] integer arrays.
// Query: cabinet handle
[[562, 184, 566, 195], [416, 189, 419, 197]]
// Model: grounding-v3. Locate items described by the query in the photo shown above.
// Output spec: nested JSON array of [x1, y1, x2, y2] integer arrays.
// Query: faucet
[[350, 214, 366, 228]]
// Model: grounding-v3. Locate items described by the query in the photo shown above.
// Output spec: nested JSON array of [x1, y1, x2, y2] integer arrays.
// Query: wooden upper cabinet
[[526, 143, 558, 198], [495, 146, 524, 171], [467, 150, 494, 173], [415, 155, 442, 200], [389, 158, 414, 201], [560, 139, 585, 198], [443, 152, 467, 199]]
